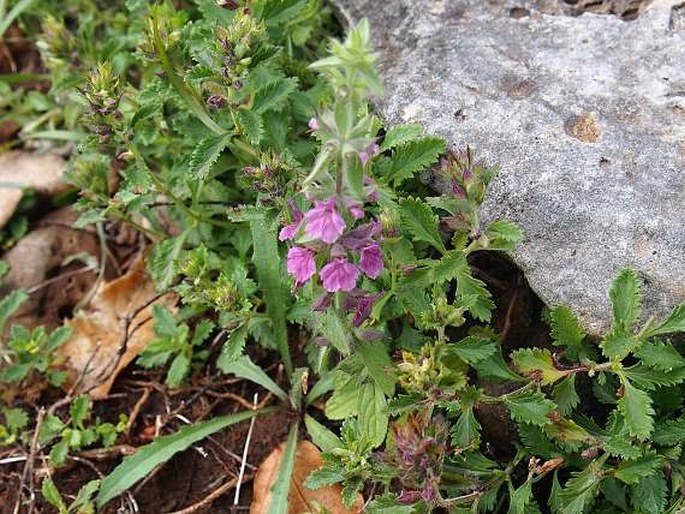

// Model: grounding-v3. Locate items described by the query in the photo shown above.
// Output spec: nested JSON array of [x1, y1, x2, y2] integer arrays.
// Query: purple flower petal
[[352, 292, 383, 326], [320, 257, 359, 292], [308, 117, 318, 131], [278, 223, 299, 241], [286, 246, 316, 286], [341, 221, 382, 250], [304, 198, 346, 244], [359, 243, 384, 279]]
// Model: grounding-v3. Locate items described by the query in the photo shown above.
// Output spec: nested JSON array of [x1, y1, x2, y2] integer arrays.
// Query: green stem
[[151, 13, 226, 136]]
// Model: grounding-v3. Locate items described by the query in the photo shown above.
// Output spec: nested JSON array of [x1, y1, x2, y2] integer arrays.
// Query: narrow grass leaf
[[97, 407, 274, 507], [266, 422, 299, 514]]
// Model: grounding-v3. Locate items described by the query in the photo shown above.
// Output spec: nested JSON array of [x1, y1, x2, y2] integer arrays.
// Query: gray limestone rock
[[332, 0, 685, 336]]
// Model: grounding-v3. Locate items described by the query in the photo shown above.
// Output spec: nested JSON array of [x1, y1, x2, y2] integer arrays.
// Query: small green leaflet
[[253, 77, 298, 114], [189, 133, 233, 181], [610, 269, 641, 331], [512, 348, 564, 385], [0, 288, 28, 333], [652, 416, 685, 445], [384, 137, 445, 186], [325, 372, 359, 420], [482, 220, 523, 252], [645, 304, 685, 337], [635, 340, 685, 371], [617, 379, 654, 440], [612, 453, 663, 485], [97, 408, 275, 507], [552, 375, 580, 415], [236, 109, 264, 146], [548, 305, 585, 351], [357, 381, 388, 448], [358, 340, 395, 396], [379, 123, 424, 152], [631, 475, 667, 514], [504, 391, 556, 427], [398, 197, 446, 254], [449, 335, 497, 364]]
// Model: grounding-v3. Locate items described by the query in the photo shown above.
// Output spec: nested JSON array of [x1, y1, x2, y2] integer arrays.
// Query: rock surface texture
[[332, 0, 685, 336]]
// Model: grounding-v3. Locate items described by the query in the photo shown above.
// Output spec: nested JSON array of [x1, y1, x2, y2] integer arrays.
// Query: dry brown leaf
[[0, 151, 68, 229], [56, 259, 176, 399], [251, 440, 363, 514]]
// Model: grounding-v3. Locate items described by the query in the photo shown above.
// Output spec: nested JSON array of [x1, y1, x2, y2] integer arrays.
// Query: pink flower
[[359, 243, 384, 279], [320, 257, 359, 292], [346, 200, 364, 220], [279, 202, 304, 241], [308, 117, 318, 131], [359, 143, 380, 165], [286, 246, 316, 286], [304, 199, 346, 244]]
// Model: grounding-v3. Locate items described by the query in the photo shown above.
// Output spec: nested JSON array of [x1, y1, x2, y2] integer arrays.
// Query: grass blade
[[97, 407, 275, 507]]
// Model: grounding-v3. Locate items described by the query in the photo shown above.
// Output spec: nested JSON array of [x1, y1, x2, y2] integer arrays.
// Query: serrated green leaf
[[623, 364, 685, 390], [653, 417, 685, 445], [556, 457, 607, 514], [601, 328, 640, 361], [0, 288, 28, 333], [42, 477, 66, 512], [379, 123, 424, 152], [70, 396, 90, 429], [325, 372, 359, 420], [509, 479, 533, 514], [610, 269, 641, 331], [399, 197, 446, 254], [166, 353, 190, 388], [357, 381, 388, 448], [216, 325, 248, 369], [449, 335, 497, 364], [548, 306, 585, 353], [483, 220, 523, 252], [236, 109, 264, 146], [504, 392, 556, 427], [552, 375, 580, 415], [147, 231, 189, 290], [613, 453, 662, 484], [635, 340, 685, 371], [646, 304, 685, 337], [512, 348, 564, 385], [97, 407, 274, 507], [254, 77, 298, 114], [451, 407, 481, 448], [617, 379, 654, 440], [266, 422, 298, 514], [189, 133, 232, 181], [2, 407, 28, 432], [473, 347, 526, 383], [454, 264, 494, 322], [631, 475, 667, 514], [358, 341, 395, 396], [385, 137, 445, 186]]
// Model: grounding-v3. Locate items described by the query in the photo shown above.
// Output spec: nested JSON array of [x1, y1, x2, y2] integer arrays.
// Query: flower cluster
[[282, 197, 383, 289], [280, 119, 384, 325]]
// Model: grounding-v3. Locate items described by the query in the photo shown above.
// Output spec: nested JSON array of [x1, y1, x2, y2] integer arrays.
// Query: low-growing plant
[[2, 0, 685, 512]]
